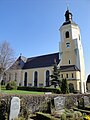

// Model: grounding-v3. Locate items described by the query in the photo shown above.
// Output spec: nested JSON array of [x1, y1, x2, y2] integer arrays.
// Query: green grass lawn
[[1, 89, 44, 95]]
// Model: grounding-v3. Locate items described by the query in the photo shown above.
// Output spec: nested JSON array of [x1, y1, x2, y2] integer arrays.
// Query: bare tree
[[0, 41, 15, 82]]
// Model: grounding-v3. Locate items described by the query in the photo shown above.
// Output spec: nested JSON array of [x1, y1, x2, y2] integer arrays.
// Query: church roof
[[59, 65, 80, 72], [23, 52, 60, 69]]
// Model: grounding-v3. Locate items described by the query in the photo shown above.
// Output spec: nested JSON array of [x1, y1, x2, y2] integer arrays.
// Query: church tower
[[59, 8, 86, 93]]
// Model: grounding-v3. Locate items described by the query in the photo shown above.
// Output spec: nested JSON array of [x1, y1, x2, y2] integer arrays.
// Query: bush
[[6, 81, 17, 90], [39, 100, 51, 113], [0, 99, 8, 120], [61, 113, 66, 120], [17, 86, 61, 94]]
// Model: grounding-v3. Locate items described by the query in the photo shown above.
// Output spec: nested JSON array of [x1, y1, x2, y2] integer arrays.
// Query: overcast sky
[[0, 0, 90, 78]]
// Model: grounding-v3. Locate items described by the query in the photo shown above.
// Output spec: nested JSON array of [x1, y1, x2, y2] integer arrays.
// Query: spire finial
[[20, 53, 22, 56], [66, 0, 69, 10]]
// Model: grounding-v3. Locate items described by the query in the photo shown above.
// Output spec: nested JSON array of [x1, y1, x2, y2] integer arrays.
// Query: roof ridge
[[27, 52, 59, 59]]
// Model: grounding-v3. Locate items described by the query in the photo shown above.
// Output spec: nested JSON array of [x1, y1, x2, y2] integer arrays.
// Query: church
[[6, 8, 86, 93]]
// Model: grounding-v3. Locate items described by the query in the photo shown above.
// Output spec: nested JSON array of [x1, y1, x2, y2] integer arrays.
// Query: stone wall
[[0, 93, 90, 113]]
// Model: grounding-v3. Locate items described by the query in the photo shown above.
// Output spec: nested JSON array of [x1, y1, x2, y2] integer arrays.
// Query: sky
[[0, 0, 90, 78]]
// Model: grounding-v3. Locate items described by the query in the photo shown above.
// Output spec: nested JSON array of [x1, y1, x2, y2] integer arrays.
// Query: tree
[[50, 59, 61, 88], [0, 41, 15, 83], [61, 78, 69, 94]]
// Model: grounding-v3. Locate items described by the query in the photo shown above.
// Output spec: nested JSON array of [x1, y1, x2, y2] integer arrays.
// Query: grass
[[1, 89, 44, 95]]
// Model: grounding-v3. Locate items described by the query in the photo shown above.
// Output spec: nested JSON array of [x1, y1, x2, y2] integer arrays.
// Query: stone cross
[[9, 97, 20, 120]]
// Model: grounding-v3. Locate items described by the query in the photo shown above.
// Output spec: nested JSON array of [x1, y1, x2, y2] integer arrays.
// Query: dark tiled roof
[[23, 52, 60, 69], [59, 65, 80, 72]]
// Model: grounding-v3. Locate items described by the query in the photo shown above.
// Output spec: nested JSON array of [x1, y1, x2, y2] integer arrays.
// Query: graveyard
[[0, 91, 90, 120]]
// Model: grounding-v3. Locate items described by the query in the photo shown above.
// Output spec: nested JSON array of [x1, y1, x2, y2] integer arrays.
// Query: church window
[[24, 72, 27, 86], [69, 60, 71, 64], [46, 70, 50, 87], [15, 73, 17, 81], [9, 73, 11, 81], [66, 42, 70, 48], [34, 71, 38, 87], [72, 73, 74, 78], [66, 74, 68, 78], [61, 74, 63, 78], [65, 31, 69, 38]]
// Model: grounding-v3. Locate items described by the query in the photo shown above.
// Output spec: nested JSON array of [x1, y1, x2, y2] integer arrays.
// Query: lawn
[[1, 89, 44, 95]]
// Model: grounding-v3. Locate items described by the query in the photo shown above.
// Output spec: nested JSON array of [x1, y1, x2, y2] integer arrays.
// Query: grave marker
[[54, 96, 65, 111], [9, 97, 20, 120], [84, 96, 90, 106]]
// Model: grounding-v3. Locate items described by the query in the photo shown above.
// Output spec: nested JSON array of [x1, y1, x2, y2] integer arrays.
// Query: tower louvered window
[[65, 31, 69, 38]]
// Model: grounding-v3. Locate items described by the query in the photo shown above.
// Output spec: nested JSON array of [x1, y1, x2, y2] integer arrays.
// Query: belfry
[[59, 8, 86, 93]]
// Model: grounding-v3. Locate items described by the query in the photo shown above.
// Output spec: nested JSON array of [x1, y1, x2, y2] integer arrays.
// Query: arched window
[[24, 72, 27, 86], [9, 73, 11, 81], [69, 83, 74, 93], [15, 73, 17, 81], [46, 70, 50, 87], [69, 60, 71, 64], [34, 71, 38, 87], [65, 31, 69, 38]]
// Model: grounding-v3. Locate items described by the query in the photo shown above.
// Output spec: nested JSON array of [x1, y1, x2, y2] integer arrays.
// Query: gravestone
[[9, 97, 20, 120], [84, 96, 90, 106], [78, 97, 85, 109], [54, 96, 65, 111]]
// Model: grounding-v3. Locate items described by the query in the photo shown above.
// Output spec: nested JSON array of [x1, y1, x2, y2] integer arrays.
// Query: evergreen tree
[[61, 78, 69, 94], [50, 59, 61, 88]]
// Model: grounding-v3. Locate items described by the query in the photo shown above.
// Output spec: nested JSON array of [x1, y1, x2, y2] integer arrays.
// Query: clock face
[[66, 43, 70, 48]]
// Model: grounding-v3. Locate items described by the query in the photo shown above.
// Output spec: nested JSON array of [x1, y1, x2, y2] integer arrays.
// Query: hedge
[[17, 86, 61, 94]]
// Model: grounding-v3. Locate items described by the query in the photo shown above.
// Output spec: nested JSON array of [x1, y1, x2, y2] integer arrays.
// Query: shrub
[[39, 100, 51, 113], [61, 113, 66, 120], [84, 115, 90, 120], [1, 80, 5, 85], [14, 117, 25, 120], [61, 78, 69, 94], [17, 86, 61, 94], [6, 81, 17, 90], [0, 99, 7, 120]]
